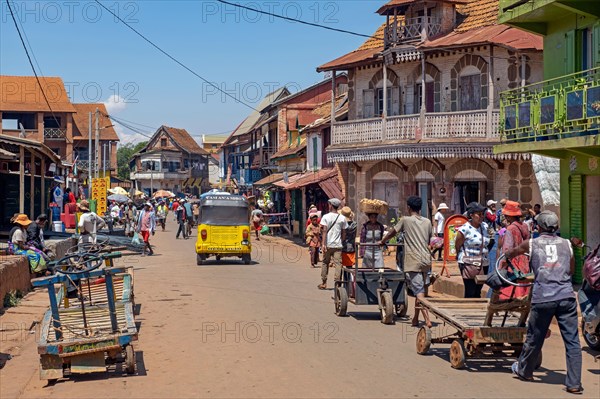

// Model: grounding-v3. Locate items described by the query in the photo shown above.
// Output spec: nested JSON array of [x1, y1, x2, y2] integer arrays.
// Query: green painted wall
[[543, 15, 598, 80]]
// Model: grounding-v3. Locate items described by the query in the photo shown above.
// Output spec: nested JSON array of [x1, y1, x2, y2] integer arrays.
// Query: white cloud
[[103, 94, 127, 113]]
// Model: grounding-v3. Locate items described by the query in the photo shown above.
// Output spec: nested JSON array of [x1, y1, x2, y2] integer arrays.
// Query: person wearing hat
[[156, 200, 168, 232], [305, 213, 322, 267], [318, 198, 348, 290], [306, 205, 321, 228], [340, 207, 357, 268], [9, 214, 48, 274], [432, 203, 449, 261], [77, 200, 107, 247], [360, 212, 386, 268], [381, 196, 433, 328], [175, 201, 189, 240], [26, 214, 54, 261], [506, 211, 583, 394], [137, 202, 156, 255], [454, 202, 490, 299], [497, 200, 531, 300]]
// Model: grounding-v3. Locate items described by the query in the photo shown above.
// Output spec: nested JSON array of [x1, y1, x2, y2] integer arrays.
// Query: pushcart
[[33, 252, 138, 382], [415, 254, 538, 369], [334, 243, 407, 324]]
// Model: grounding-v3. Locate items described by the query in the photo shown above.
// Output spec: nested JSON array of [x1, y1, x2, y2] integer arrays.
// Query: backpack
[[583, 244, 600, 290]]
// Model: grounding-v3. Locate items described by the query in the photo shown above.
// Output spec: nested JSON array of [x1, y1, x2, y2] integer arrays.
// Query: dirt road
[[1, 229, 599, 398]]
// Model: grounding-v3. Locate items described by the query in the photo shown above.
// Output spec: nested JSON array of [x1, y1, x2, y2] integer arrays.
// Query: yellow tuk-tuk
[[195, 195, 252, 265]]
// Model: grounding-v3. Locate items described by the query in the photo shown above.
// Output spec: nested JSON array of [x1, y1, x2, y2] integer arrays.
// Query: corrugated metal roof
[[231, 88, 289, 137], [319, 175, 344, 201], [285, 168, 338, 190], [422, 25, 543, 51]]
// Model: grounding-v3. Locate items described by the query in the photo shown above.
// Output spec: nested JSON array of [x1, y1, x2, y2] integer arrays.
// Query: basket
[[359, 199, 389, 216]]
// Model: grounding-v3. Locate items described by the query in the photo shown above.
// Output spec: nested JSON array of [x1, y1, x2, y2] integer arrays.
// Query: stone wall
[[0, 237, 75, 310]]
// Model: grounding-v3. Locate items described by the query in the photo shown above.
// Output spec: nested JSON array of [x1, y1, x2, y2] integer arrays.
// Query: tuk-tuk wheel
[[334, 285, 348, 316], [242, 254, 251, 265], [197, 254, 205, 266], [450, 339, 466, 369], [380, 291, 395, 325], [416, 326, 431, 354], [125, 345, 136, 375]]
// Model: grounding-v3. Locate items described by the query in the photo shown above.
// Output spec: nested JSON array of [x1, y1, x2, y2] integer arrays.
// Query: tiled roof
[[317, 24, 385, 72], [455, 0, 499, 32], [72, 103, 120, 141], [377, 0, 469, 15], [0, 75, 76, 113], [162, 126, 209, 155]]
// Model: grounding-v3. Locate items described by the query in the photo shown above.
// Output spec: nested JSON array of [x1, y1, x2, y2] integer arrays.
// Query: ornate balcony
[[43, 128, 66, 139], [496, 67, 600, 153], [384, 17, 442, 47], [331, 110, 499, 145]]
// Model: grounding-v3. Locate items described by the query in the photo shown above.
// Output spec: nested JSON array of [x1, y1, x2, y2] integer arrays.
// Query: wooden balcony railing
[[43, 128, 66, 139], [332, 110, 500, 145], [384, 17, 442, 47]]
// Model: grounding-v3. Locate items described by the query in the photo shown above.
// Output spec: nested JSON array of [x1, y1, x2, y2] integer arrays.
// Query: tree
[[117, 141, 147, 180]]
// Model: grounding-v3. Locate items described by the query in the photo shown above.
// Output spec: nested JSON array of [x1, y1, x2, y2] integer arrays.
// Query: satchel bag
[[583, 243, 600, 290], [460, 226, 488, 280]]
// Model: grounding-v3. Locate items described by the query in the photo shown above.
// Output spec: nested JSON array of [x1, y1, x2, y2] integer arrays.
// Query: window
[[376, 88, 392, 117], [459, 74, 482, 111], [51, 148, 61, 156], [312, 137, 318, 170], [415, 82, 435, 113], [161, 138, 167, 147], [43, 116, 61, 128]]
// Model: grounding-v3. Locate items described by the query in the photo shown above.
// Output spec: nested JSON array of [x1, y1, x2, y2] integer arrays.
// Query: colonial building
[[130, 125, 211, 196], [0, 76, 119, 173], [495, 0, 600, 282], [317, 0, 545, 223]]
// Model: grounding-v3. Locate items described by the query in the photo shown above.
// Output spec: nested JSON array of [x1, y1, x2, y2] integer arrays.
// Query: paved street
[[1, 229, 599, 398]]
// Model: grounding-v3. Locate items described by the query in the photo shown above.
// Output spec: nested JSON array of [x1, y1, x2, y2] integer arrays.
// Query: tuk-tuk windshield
[[200, 206, 249, 226]]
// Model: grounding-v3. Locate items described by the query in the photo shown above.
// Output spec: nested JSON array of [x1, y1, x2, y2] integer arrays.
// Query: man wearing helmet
[[506, 211, 582, 394]]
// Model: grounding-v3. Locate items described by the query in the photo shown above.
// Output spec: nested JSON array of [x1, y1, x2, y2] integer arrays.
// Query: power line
[[216, 0, 384, 41], [93, 0, 259, 112], [5, 0, 71, 145]]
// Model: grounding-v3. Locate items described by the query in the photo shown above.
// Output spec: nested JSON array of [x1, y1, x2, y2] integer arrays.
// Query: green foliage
[[117, 141, 147, 180], [3, 290, 23, 308]]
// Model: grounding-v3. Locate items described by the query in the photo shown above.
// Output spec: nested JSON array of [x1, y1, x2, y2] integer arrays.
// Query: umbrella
[[107, 194, 130, 203], [108, 186, 129, 196], [153, 189, 175, 198], [134, 190, 146, 197]]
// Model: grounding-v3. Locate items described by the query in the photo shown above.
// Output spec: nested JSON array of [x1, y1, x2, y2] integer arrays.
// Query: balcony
[[251, 146, 276, 168], [496, 67, 600, 153], [43, 128, 66, 140], [384, 17, 442, 47], [331, 110, 499, 145], [131, 170, 189, 180]]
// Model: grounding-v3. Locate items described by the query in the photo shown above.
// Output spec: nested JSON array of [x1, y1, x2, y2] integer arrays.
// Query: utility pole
[[95, 107, 100, 178], [88, 112, 92, 184], [103, 142, 107, 176]]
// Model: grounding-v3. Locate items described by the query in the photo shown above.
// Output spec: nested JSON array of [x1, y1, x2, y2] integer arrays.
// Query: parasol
[[108, 186, 129, 196], [153, 189, 176, 198], [107, 194, 130, 203]]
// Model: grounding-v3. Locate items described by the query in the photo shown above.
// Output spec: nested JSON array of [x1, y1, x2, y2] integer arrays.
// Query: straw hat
[[502, 200, 522, 217], [340, 206, 353, 220], [13, 214, 32, 227], [78, 200, 90, 211], [437, 203, 449, 210]]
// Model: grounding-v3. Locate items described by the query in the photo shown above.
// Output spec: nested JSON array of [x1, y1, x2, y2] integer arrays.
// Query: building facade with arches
[[318, 0, 547, 222]]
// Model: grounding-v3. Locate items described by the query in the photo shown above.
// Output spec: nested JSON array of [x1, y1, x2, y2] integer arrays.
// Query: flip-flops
[[564, 387, 584, 395]]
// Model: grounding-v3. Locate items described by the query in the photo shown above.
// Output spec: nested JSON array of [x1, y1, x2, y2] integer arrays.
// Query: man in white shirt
[[318, 198, 348, 290], [77, 200, 107, 247], [432, 203, 448, 261]]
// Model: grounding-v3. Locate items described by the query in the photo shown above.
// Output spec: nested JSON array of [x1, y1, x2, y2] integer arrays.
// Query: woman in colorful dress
[[305, 214, 322, 267], [8, 214, 48, 275]]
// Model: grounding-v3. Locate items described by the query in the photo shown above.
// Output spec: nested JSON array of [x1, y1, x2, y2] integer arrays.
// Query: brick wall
[[0, 237, 75, 310]]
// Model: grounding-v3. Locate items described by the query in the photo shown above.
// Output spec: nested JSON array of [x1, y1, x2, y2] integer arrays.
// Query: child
[[305, 214, 322, 268]]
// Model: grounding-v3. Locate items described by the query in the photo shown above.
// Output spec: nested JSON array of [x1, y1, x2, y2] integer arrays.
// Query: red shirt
[[172, 202, 180, 211], [68, 192, 76, 203]]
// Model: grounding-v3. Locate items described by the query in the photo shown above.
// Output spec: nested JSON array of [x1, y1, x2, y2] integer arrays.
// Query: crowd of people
[[306, 196, 584, 394]]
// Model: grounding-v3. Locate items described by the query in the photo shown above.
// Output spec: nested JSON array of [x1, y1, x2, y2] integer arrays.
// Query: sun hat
[[502, 200, 522, 217], [78, 200, 90, 211], [13, 214, 32, 227], [487, 199, 498, 207], [309, 213, 319, 219], [437, 203, 449, 210], [340, 206, 352, 219]]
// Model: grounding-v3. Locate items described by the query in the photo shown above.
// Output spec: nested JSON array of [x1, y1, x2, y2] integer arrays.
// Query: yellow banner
[[91, 177, 108, 215]]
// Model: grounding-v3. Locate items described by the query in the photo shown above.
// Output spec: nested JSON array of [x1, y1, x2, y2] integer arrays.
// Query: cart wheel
[[416, 326, 431, 355], [379, 291, 394, 325], [196, 254, 204, 266], [242, 254, 251, 265], [334, 285, 348, 316], [125, 345, 136, 374], [449, 339, 466, 369], [582, 319, 600, 350], [535, 351, 542, 370], [395, 288, 409, 317]]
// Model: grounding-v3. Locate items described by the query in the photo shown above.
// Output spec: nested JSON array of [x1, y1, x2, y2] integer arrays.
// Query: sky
[[0, 0, 383, 145]]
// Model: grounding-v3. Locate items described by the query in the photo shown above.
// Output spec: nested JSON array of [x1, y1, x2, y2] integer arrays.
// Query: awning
[[254, 173, 284, 187], [285, 168, 339, 190], [319, 175, 344, 201], [272, 173, 304, 188]]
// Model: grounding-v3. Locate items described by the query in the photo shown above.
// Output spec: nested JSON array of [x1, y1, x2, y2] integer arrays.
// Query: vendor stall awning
[[318, 175, 344, 201], [254, 173, 284, 187], [285, 168, 340, 192]]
